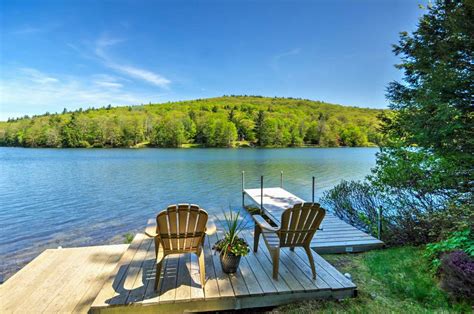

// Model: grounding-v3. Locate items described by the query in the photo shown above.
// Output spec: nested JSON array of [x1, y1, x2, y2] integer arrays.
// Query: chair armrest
[[205, 220, 217, 235], [145, 219, 158, 237], [253, 215, 279, 232]]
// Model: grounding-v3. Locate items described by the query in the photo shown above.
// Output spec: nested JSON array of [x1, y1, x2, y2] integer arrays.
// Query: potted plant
[[213, 210, 250, 273]]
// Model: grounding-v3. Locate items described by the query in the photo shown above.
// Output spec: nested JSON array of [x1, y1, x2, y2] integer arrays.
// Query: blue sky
[[0, 0, 426, 120]]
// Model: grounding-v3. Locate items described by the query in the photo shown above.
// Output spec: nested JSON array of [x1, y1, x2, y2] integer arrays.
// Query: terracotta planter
[[220, 253, 241, 273]]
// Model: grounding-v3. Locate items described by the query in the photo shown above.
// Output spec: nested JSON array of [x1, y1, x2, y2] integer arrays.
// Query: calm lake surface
[[0, 147, 377, 279]]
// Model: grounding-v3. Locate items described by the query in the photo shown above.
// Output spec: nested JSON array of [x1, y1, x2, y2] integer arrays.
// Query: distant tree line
[[0, 96, 384, 148]]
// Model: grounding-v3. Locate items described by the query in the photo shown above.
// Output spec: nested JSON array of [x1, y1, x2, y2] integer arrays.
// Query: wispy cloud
[[10, 23, 60, 35], [270, 48, 302, 71], [273, 48, 302, 61], [94, 35, 171, 88], [20, 68, 59, 84], [0, 68, 164, 120], [92, 74, 125, 89]]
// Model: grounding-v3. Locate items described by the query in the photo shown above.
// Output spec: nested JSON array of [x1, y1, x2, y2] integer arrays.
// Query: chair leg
[[198, 250, 206, 287], [154, 257, 164, 291], [254, 224, 261, 252], [272, 249, 280, 280], [304, 245, 317, 280]]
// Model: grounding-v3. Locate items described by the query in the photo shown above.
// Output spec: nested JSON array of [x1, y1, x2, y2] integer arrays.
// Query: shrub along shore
[[0, 96, 384, 148]]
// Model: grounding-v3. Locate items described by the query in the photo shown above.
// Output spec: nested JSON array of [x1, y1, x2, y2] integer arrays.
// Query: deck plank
[[214, 218, 263, 296], [241, 232, 305, 292], [125, 237, 155, 304], [16, 247, 86, 312], [1, 245, 127, 314], [210, 231, 249, 297], [71, 245, 127, 313], [189, 253, 205, 300], [174, 253, 192, 301], [202, 236, 221, 299], [45, 245, 126, 313], [0, 250, 60, 311], [91, 233, 146, 308]]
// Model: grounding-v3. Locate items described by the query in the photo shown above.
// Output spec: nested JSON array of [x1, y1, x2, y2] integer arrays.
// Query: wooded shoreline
[[0, 96, 385, 149]]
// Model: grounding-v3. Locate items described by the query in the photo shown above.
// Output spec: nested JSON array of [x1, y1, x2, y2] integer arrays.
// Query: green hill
[[0, 96, 386, 148]]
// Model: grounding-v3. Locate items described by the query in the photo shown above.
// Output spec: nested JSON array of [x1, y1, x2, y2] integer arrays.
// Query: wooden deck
[[0, 244, 128, 314], [90, 217, 357, 313], [244, 187, 384, 253]]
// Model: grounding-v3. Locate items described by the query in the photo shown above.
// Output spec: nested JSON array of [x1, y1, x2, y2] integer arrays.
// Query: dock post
[[280, 171, 283, 188], [242, 171, 245, 207], [312, 176, 315, 203], [260, 175, 264, 213], [377, 207, 382, 239]]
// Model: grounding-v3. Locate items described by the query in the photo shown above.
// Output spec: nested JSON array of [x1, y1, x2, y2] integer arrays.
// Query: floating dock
[[243, 187, 384, 253]]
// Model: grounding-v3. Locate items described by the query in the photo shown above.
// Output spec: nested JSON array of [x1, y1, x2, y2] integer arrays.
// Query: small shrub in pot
[[213, 210, 250, 273]]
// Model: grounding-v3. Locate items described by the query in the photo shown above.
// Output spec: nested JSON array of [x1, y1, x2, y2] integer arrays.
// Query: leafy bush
[[439, 251, 474, 302], [321, 180, 382, 237], [425, 229, 474, 271], [321, 177, 470, 246]]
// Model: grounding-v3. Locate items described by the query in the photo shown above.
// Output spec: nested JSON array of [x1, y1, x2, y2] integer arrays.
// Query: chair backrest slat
[[156, 204, 208, 252], [278, 203, 325, 247], [178, 204, 190, 250]]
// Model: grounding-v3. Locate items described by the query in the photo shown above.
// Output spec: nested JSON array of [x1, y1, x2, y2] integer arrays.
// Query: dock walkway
[[0, 244, 128, 313], [243, 187, 384, 253]]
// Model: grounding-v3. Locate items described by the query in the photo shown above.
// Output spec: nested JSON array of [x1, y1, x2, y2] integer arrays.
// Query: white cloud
[[0, 68, 164, 120], [21, 68, 59, 84], [94, 35, 171, 88], [92, 74, 125, 89], [94, 81, 123, 88]]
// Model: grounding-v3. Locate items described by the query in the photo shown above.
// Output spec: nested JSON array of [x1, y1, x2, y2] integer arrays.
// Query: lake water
[[0, 147, 378, 279]]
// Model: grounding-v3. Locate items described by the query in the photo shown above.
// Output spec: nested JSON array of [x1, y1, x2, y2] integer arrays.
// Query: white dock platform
[[243, 187, 384, 254]]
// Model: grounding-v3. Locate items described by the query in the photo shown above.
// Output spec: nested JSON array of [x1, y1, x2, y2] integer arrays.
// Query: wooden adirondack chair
[[145, 204, 210, 290], [253, 203, 326, 280]]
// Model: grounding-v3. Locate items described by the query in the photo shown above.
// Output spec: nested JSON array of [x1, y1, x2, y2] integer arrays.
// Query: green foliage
[[277, 247, 470, 313], [0, 96, 384, 148], [213, 210, 249, 257], [123, 232, 134, 244], [150, 117, 186, 147], [340, 125, 368, 147], [425, 229, 474, 272], [321, 180, 381, 237], [384, 0, 473, 195]]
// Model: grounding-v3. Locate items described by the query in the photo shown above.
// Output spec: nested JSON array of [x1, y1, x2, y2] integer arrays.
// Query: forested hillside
[[0, 96, 385, 148]]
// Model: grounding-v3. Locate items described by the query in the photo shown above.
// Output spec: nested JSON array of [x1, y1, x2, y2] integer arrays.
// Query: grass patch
[[123, 232, 134, 244], [275, 246, 470, 313]]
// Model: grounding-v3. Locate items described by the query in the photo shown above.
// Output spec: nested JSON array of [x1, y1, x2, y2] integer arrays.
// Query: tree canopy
[[380, 0, 473, 195], [0, 96, 384, 148]]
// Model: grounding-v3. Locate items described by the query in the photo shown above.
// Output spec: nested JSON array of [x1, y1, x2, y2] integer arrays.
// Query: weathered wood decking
[[90, 217, 357, 313], [0, 244, 128, 313], [244, 187, 384, 253]]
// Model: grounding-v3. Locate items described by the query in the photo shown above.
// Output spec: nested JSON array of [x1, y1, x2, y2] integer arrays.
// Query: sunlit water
[[0, 147, 377, 279]]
